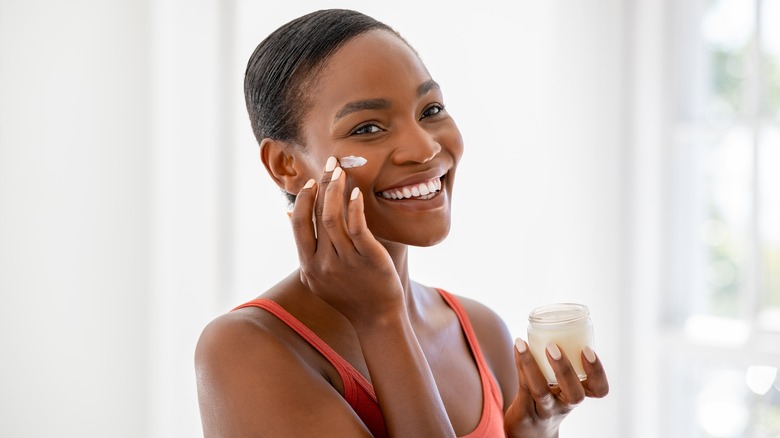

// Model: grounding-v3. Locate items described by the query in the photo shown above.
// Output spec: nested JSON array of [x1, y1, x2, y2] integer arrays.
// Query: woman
[[195, 9, 609, 437]]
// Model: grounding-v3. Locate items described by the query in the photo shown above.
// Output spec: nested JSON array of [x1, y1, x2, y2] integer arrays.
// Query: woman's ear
[[259, 138, 308, 196]]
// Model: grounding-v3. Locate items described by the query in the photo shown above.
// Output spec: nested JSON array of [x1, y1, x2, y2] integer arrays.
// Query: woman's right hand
[[287, 156, 460, 437], [288, 156, 406, 325]]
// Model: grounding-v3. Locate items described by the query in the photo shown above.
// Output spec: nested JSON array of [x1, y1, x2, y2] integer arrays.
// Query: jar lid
[[528, 303, 590, 325]]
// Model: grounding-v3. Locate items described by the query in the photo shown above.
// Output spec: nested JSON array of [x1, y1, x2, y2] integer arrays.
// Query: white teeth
[[378, 177, 443, 200]]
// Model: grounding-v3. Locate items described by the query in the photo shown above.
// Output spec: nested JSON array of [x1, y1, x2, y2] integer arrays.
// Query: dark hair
[[244, 9, 399, 145]]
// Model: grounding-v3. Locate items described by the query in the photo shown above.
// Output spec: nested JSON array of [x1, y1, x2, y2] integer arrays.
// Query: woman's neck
[[382, 241, 423, 319]]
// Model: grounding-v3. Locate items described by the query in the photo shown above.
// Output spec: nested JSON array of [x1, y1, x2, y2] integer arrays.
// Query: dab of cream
[[339, 156, 367, 169]]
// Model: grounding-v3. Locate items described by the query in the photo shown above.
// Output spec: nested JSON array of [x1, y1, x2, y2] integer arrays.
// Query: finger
[[345, 187, 367, 244], [511, 339, 534, 412], [514, 338, 557, 416], [346, 188, 383, 258], [312, 156, 338, 250], [319, 165, 354, 255], [581, 346, 609, 398], [289, 179, 318, 260], [314, 156, 338, 218], [545, 344, 586, 407]]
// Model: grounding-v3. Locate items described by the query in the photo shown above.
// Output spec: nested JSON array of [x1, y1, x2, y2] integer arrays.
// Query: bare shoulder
[[195, 306, 285, 373], [195, 307, 287, 377], [194, 307, 371, 437], [449, 294, 514, 359], [194, 309, 304, 421], [449, 294, 508, 334], [448, 293, 519, 410]]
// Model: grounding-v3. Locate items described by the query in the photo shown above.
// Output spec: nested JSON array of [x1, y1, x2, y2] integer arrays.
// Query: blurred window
[[668, 0, 780, 436]]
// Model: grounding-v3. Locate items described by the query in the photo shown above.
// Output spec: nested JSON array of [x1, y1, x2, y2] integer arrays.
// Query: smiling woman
[[194, 8, 609, 437]]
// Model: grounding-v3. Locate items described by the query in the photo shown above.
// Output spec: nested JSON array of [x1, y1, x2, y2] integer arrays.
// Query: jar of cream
[[527, 303, 595, 384]]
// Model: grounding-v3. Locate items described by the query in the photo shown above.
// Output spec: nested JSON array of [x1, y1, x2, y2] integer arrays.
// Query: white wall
[[0, 1, 642, 437], [147, 0, 226, 436], [0, 0, 151, 436]]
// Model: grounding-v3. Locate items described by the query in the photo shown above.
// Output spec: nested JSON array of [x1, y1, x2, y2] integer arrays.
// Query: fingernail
[[583, 345, 597, 364], [325, 156, 337, 172], [303, 179, 315, 189], [546, 343, 562, 361], [515, 338, 527, 353], [330, 167, 342, 181], [286, 211, 292, 218], [350, 187, 360, 200]]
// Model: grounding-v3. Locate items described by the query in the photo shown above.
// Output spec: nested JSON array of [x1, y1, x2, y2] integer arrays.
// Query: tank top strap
[[232, 298, 377, 404], [436, 289, 505, 422]]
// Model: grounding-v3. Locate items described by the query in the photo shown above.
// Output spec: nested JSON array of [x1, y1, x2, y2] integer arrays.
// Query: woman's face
[[296, 29, 464, 247]]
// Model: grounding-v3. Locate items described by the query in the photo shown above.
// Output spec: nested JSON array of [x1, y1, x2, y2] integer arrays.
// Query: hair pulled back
[[244, 9, 395, 146]]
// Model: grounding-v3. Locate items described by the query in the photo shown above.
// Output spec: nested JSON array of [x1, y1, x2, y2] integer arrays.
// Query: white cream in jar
[[526, 303, 595, 384]]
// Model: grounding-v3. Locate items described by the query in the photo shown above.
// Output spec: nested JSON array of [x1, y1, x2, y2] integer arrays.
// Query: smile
[[377, 176, 443, 200]]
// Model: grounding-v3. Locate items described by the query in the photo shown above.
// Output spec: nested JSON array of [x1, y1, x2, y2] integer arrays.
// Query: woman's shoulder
[[195, 276, 315, 377], [438, 290, 509, 335], [194, 285, 372, 436], [194, 297, 294, 375], [415, 285, 508, 337]]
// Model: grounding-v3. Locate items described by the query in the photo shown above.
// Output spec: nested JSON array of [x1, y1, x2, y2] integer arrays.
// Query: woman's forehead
[[311, 30, 432, 106]]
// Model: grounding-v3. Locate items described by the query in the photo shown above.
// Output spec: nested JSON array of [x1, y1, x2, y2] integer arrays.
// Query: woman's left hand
[[504, 340, 609, 437]]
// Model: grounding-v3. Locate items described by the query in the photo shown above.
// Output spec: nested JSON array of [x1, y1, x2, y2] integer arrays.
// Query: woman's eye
[[352, 124, 382, 135], [421, 104, 444, 119]]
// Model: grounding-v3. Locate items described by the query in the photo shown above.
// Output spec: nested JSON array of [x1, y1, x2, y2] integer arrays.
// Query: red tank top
[[233, 289, 505, 437]]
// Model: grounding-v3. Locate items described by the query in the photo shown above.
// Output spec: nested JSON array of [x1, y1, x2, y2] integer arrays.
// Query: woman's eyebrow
[[333, 80, 440, 122], [417, 79, 440, 97], [334, 98, 390, 121]]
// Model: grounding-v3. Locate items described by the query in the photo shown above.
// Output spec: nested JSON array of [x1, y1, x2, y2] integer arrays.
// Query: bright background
[[1, 0, 778, 437]]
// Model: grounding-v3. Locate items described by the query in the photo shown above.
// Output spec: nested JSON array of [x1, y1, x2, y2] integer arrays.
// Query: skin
[[195, 29, 609, 437]]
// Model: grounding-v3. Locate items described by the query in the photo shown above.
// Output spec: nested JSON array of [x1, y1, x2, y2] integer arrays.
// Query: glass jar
[[527, 303, 595, 384]]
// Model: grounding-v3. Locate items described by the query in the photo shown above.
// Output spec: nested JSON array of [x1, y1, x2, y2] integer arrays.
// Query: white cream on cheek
[[338, 156, 367, 169]]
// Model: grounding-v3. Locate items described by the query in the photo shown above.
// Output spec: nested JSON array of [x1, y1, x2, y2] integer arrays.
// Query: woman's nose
[[390, 123, 442, 165]]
